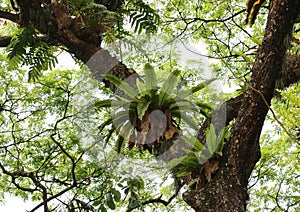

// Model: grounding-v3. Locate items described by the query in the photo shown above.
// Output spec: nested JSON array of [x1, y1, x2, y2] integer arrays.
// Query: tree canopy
[[0, 0, 299, 211]]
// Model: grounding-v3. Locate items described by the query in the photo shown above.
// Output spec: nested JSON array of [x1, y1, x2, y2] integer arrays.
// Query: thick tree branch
[[0, 35, 62, 48], [0, 36, 12, 47], [228, 0, 300, 181], [0, 10, 20, 23]]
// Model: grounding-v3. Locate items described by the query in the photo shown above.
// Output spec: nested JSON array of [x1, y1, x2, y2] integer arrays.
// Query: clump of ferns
[[96, 64, 214, 156]]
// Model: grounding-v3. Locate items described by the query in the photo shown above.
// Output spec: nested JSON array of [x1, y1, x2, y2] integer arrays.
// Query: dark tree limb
[[126, 182, 183, 212], [0, 36, 12, 47], [0, 10, 20, 23]]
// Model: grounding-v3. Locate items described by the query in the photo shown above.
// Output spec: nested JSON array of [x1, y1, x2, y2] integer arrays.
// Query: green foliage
[[166, 124, 227, 176], [0, 62, 110, 210], [206, 124, 227, 156], [96, 64, 214, 153], [7, 28, 58, 82], [248, 84, 300, 211], [126, 0, 160, 33], [104, 74, 139, 98]]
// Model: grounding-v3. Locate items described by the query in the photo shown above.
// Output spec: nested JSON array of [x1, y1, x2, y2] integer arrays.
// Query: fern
[[126, 0, 160, 33], [7, 28, 58, 82], [166, 125, 228, 176]]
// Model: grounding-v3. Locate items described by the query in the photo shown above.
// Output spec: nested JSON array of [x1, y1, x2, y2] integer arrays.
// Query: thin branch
[[0, 162, 37, 192], [165, 9, 246, 25], [126, 183, 183, 212]]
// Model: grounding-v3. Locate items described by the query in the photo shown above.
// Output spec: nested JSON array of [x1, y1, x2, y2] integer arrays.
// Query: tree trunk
[[182, 0, 300, 211]]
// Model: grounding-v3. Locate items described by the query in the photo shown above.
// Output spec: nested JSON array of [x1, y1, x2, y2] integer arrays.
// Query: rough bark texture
[[11, 0, 135, 84], [183, 0, 300, 211]]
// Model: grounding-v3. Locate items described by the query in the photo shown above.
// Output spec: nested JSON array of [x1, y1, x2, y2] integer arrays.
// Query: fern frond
[[7, 28, 58, 82], [127, 0, 160, 33]]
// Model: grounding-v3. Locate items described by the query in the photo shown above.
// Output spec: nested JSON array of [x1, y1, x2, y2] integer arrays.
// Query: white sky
[[0, 195, 42, 212]]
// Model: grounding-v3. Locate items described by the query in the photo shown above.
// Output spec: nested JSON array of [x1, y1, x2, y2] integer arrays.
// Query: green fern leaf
[[104, 74, 138, 99]]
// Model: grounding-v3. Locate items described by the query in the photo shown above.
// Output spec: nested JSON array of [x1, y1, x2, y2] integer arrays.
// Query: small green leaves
[[110, 188, 122, 202], [106, 193, 116, 210], [100, 205, 107, 212], [232, 50, 252, 63], [128, 0, 160, 33], [7, 28, 58, 82], [249, 36, 262, 45]]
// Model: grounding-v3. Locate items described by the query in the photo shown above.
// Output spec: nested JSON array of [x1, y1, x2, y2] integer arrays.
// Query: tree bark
[[183, 0, 300, 211]]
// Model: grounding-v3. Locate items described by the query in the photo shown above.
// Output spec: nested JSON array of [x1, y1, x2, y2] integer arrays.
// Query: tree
[[0, 0, 299, 211]]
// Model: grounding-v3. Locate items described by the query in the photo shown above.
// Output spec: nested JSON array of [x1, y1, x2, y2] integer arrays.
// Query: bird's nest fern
[[96, 64, 215, 156]]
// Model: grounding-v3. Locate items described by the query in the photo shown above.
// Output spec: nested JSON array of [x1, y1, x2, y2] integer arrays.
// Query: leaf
[[249, 36, 262, 45], [195, 101, 212, 111], [100, 205, 107, 212], [113, 110, 131, 130], [191, 78, 217, 93], [170, 100, 198, 112], [128, 199, 139, 209], [166, 157, 183, 170], [110, 188, 121, 202], [136, 78, 146, 93], [206, 124, 218, 155], [106, 193, 116, 210], [144, 63, 157, 89], [137, 101, 151, 120], [178, 111, 198, 130], [95, 99, 112, 108], [178, 78, 217, 98], [104, 74, 138, 99], [215, 127, 227, 156], [182, 135, 204, 151], [93, 200, 102, 206], [127, 0, 160, 34], [98, 117, 113, 132], [159, 70, 180, 106], [116, 135, 125, 153]]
